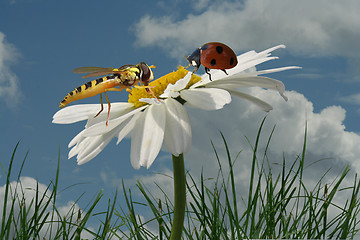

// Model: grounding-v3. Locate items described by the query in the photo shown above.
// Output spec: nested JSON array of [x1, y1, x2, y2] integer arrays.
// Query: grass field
[[1, 123, 360, 239]]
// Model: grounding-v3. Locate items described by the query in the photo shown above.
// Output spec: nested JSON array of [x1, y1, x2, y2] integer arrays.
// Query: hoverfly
[[59, 62, 156, 126]]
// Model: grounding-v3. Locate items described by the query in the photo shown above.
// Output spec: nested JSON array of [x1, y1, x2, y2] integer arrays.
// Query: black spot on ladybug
[[210, 59, 216, 66], [216, 46, 223, 54], [230, 57, 235, 66]]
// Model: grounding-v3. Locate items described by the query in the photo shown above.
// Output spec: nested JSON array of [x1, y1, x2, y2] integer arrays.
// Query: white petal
[[160, 72, 192, 98], [68, 128, 86, 148], [223, 88, 273, 112], [52, 104, 100, 124], [52, 102, 135, 125], [236, 50, 257, 65], [77, 129, 118, 165], [255, 66, 302, 75], [69, 111, 139, 165], [69, 146, 80, 159], [191, 57, 281, 89], [257, 44, 286, 57], [189, 76, 211, 89], [164, 99, 191, 156], [85, 103, 135, 128], [174, 72, 192, 90], [83, 105, 146, 137], [139, 98, 162, 105], [75, 136, 104, 164], [204, 76, 287, 100], [69, 132, 98, 159], [160, 90, 180, 98], [180, 88, 231, 110], [68, 137, 87, 158], [116, 112, 141, 144], [221, 56, 279, 77], [130, 104, 166, 169]]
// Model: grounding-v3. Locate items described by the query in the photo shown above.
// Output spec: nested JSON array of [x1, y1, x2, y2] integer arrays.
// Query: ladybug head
[[186, 48, 201, 72]]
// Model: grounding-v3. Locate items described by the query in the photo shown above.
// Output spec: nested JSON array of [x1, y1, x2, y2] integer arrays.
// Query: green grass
[[1, 121, 360, 239]]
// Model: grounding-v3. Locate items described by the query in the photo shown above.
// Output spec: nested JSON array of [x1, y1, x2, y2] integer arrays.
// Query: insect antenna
[[183, 55, 191, 68]]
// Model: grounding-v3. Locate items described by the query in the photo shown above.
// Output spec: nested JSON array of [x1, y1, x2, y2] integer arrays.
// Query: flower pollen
[[128, 66, 201, 108]]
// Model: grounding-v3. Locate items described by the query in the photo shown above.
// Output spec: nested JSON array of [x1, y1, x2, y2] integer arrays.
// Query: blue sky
[[1, 0, 360, 235]]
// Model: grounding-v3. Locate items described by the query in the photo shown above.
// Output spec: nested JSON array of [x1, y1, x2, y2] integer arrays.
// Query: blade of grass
[[1, 142, 18, 237], [219, 132, 241, 239], [244, 116, 267, 234]]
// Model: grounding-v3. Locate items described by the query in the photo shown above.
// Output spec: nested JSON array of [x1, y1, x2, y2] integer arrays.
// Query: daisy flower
[[52, 44, 300, 169]]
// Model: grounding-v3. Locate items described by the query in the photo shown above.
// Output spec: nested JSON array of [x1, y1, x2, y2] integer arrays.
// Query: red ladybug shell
[[200, 42, 237, 70]]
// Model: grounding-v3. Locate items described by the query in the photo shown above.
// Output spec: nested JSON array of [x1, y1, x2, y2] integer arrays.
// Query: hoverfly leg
[[95, 93, 104, 118], [134, 85, 161, 102], [126, 88, 132, 95], [99, 87, 125, 126], [104, 91, 111, 126], [145, 86, 161, 102]]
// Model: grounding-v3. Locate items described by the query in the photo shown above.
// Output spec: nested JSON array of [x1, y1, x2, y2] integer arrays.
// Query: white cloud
[[192, 0, 213, 11], [340, 93, 360, 105], [133, 0, 360, 59], [0, 32, 21, 106]]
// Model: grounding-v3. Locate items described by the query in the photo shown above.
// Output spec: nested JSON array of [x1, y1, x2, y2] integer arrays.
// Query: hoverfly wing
[[72, 67, 114, 73], [117, 64, 137, 70], [81, 71, 118, 78], [72, 67, 116, 78]]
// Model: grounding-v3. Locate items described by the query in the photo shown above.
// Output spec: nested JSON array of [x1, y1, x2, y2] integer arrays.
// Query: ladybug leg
[[221, 69, 228, 75], [191, 65, 199, 73], [205, 67, 212, 81]]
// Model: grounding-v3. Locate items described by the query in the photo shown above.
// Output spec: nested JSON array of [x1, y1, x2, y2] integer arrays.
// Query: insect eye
[[139, 62, 152, 81]]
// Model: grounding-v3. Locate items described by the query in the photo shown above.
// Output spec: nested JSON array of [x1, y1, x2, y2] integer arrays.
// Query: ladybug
[[186, 42, 238, 80]]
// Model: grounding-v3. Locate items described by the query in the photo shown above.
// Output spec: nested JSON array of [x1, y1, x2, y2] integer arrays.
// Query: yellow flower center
[[128, 66, 201, 108]]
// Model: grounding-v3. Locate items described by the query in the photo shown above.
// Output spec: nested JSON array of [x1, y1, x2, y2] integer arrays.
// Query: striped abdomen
[[59, 76, 120, 108]]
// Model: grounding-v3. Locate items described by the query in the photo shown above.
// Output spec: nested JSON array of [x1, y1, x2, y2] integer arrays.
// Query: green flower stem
[[170, 153, 186, 240]]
